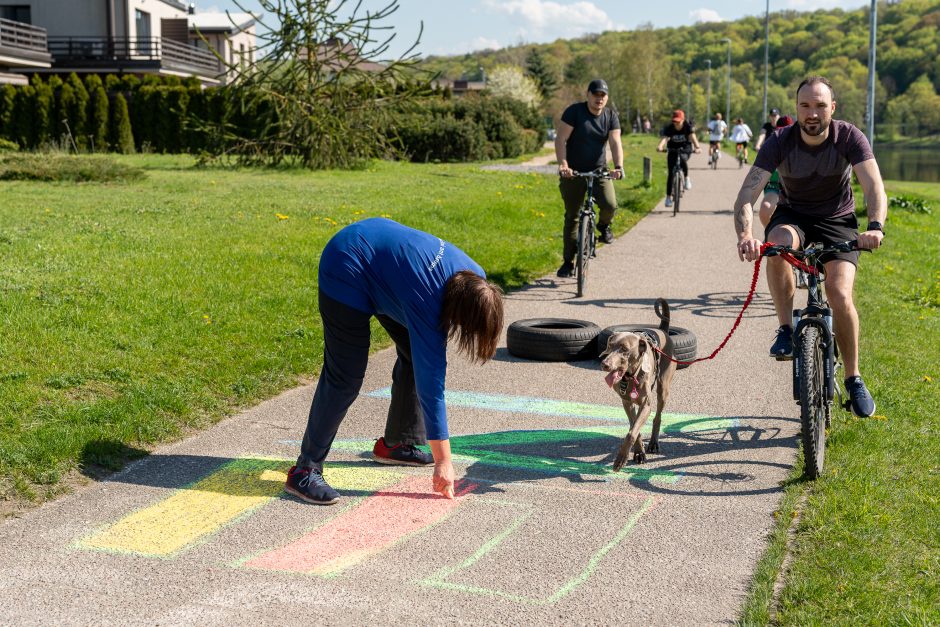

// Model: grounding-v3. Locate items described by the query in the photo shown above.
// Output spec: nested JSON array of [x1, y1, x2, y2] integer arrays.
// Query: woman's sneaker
[[845, 376, 876, 417], [665, 197, 674, 207], [284, 465, 340, 505], [373, 437, 434, 466]]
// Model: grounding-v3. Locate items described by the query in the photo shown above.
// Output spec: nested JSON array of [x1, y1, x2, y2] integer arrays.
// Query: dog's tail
[[654, 298, 671, 333]]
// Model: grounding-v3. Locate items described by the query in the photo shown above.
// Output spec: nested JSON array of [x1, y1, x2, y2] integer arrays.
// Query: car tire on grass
[[596, 324, 698, 369], [506, 318, 601, 362]]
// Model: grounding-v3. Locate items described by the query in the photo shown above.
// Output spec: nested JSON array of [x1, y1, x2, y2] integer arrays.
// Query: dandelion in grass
[[924, 375, 933, 383], [380, 213, 392, 218], [203, 315, 212, 325], [276, 213, 289, 220]]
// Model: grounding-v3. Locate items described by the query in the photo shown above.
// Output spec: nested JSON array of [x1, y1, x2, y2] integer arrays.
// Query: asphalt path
[[0, 154, 801, 625]]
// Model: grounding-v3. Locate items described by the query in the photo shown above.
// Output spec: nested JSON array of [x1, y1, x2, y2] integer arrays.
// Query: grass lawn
[[0, 135, 663, 503], [739, 180, 940, 625]]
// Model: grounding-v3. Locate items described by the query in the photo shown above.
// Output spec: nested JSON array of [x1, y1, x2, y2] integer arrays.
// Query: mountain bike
[[709, 145, 720, 169], [762, 240, 859, 479], [736, 143, 746, 168], [666, 148, 687, 217], [572, 168, 613, 297]]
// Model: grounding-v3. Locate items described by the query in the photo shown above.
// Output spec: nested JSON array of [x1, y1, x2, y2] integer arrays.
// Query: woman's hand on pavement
[[433, 460, 455, 499]]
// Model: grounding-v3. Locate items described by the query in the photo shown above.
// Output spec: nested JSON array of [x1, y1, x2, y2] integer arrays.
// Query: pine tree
[[12, 85, 36, 148], [525, 48, 558, 101], [65, 73, 89, 150], [0, 84, 18, 141], [88, 85, 109, 152], [109, 92, 135, 154]]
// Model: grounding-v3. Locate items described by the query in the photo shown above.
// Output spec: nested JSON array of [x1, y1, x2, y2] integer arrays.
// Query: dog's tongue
[[605, 370, 624, 388]]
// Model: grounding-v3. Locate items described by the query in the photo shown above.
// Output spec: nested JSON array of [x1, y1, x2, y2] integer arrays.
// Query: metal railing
[[0, 17, 49, 52], [47, 36, 220, 76]]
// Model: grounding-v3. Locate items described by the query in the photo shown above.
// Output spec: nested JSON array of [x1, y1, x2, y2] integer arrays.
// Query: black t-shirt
[[761, 122, 775, 137], [660, 122, 694, 153], [561, 102, 620, 172]]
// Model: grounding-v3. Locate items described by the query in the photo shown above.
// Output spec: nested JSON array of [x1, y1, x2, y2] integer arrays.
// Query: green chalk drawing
[[419, 496, 655, 604]]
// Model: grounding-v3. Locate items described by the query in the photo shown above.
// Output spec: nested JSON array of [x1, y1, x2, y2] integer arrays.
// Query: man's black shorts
[[765, 206, 860, 266]]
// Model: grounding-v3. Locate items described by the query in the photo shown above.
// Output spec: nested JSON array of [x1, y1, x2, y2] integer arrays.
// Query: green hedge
[[0, 74, 543, 163]]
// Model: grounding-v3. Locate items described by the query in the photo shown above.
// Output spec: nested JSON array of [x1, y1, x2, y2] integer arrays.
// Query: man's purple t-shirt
[[753, 119, 874, 218]]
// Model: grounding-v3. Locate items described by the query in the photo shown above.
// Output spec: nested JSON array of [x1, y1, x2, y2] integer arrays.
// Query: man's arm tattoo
[[733, 167, 767, 236]]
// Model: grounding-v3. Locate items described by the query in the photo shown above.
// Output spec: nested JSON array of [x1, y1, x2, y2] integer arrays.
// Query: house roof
[[189, 12, 257, 33]]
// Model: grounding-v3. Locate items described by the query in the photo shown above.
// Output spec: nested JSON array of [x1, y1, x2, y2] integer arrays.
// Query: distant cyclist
[[757, 115, 794, 227], [656, 109, 702, 208], [707, 112, 728, 164], [733, 76, 887, 417], [754, 107, 782, 152], [730, 118, 753, 164]]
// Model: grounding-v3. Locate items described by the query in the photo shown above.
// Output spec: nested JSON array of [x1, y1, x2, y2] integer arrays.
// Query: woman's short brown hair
[[440, 270, 504, 364]]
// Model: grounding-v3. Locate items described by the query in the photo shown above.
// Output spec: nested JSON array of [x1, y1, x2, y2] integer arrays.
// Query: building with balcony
[[189, 12, 257, 85], [0, 12, 52, 85], [0, 1, 243, 85]]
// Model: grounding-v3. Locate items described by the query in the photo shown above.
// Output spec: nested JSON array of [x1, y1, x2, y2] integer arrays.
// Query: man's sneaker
[[770, 325, 793, 360], [373, 437, 434, 466], [664, 197, 674, 208], [284, 465, 340, 505], [598, 224, 614, 244], [556, 261, 574, 278], [684, 177, 692, 190], [845, 376, 876, 417]]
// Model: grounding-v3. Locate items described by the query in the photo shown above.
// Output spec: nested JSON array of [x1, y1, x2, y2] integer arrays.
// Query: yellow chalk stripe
[[80, 458, 287, 557]]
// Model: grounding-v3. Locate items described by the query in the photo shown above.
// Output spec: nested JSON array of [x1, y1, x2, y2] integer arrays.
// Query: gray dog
[[599, 298, 678, 470]]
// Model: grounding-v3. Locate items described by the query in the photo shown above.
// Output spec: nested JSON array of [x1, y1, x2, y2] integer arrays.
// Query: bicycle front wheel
[[798, 326, 827, 479], [672, 172, 682, 216], [576, 213, 592, 297]]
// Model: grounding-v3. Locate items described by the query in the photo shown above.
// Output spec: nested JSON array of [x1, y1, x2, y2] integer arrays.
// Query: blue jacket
[[318, 218, 485, 440]]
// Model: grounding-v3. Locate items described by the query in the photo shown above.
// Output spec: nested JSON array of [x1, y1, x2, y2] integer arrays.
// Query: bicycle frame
[[791, 266, 837, 404], [573, 168, 610, 297]]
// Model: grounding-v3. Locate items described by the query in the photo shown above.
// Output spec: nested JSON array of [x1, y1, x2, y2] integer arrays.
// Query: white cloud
[[481, 0, 614, 41], [690, 9, 724, 23]]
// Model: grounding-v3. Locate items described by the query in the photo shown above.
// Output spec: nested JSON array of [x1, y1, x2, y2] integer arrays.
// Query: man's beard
[[799, 117, 830, 137]]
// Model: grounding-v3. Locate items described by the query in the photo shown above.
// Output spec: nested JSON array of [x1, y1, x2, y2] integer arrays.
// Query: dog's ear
[[638, 340, 654, 374]]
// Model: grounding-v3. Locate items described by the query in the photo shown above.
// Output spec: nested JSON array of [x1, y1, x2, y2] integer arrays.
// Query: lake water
[[873, 145, 940, 183]]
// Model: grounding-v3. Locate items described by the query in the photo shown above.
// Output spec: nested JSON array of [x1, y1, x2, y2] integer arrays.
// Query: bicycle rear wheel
[[576, 212, 592, 297], [798, 326, 827, 479]]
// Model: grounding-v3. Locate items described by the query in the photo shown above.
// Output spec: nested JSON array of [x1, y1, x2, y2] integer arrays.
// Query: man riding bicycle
[[733, 76, 887, 417], [657, 110, 701, 208], [707, 112, 728, 164], [554, 78, 624, 278]]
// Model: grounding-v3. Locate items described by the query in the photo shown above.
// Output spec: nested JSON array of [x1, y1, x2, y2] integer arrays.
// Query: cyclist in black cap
[[553, 78, 624, 278], [755, 107, 782, 152]]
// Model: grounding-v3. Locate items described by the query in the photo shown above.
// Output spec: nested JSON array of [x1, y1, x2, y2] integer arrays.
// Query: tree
[[526, 47, 558, 101], [109, 93, 135, 154], [64, 73, 89, 150], [88, 86, 110, 152], [485, 65, 541, 108], [209, 0, 431, 168]]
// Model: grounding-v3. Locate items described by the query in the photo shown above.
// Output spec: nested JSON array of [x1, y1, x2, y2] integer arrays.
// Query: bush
[[0, 153, 144, 182], [392, 115, 488, 162], [0, 84, 15, 140], [88, 86, 109, 152], [65, 73, 89, 150], [0, 137, 18, 152]]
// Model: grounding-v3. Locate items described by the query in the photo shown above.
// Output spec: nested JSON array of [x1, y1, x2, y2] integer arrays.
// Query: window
[[0, 6, 31, 23], [135, 9, 151, 54]]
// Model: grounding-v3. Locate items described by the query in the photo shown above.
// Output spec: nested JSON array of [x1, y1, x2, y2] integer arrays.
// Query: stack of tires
[[506, 318, 697, 368]]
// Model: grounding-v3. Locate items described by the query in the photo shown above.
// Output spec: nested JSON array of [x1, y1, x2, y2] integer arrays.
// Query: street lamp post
[[706, 59, 712, 127], [762, 0, 770, 121], [866, 0, 877, 143], [721, 38, 732, 124]]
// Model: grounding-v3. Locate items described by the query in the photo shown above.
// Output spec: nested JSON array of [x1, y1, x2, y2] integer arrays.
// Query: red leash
[[651, 242, 783, 367]]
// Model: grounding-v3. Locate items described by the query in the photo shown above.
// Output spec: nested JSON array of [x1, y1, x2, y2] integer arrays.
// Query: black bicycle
[[572, 168, 613, 297], [666, 148, 688, 217], [763, 240, 859, 479]]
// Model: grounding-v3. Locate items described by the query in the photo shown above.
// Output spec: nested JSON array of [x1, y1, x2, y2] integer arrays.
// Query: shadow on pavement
[[568, 292, 776, 318]]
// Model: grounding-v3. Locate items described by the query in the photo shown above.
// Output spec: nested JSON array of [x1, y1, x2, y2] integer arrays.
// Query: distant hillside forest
[[419, 0, 940, 140]]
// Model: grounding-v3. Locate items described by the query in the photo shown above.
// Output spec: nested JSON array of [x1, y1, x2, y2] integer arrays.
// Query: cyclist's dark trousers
[[297, 292, 425, 470], [666, 151, 690, 196], [558, 176, 617, 263]]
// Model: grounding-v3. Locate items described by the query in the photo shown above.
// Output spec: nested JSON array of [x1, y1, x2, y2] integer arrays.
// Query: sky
[[198, 0, 872, 59]]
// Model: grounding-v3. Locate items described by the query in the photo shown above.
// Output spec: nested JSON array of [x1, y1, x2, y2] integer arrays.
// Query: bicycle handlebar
[[571, 168, 613, 179]]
